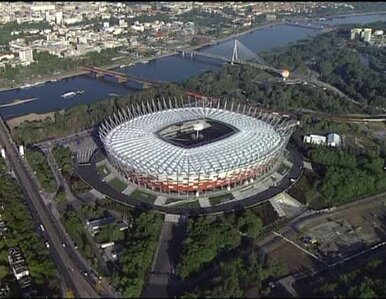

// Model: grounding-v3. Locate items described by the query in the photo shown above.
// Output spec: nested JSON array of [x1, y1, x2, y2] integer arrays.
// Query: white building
[[350, 28, 361, 40], [0, 52, 15, 62], [18, 49, 33, 64], [363, 28, 372, 43], [304, 133, 342, 147], [327, 133, 341, 147], [303, 134, 326, 146], [131, 24, 144, 32], [8, 248, 29, 281], [30, 3, 55, 12], [55, 11, 63, 25]]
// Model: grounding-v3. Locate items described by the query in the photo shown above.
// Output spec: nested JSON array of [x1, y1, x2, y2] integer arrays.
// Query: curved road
[[75, 143, 303, 216]]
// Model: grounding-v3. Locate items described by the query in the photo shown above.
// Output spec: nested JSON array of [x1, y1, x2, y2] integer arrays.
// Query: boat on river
[[20, 84, 32, 89], [61, 90, 84, 98]]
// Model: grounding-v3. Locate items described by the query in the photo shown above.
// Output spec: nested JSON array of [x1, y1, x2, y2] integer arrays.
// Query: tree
[[0, 265, 8, 279], [237, 210, 262, 239]]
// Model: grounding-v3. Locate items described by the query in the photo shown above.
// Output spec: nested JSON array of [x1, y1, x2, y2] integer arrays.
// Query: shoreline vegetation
[[6, 111, 57, 130]]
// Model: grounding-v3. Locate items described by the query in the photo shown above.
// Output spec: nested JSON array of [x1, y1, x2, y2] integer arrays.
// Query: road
[[142, 216, 187, 298], [37, 145, 117, 297], [0, 116, 100, 298]]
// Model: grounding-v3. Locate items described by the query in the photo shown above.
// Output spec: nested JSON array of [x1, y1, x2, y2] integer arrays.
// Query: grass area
[[209, 193, 234, 206], [308, 196, 329, 210], [97, 164, 111, 178], [173, 200, 200, 209], [277, 162, 291, 176], [109, 177, 128, 192], [130, 189, 157, 203]]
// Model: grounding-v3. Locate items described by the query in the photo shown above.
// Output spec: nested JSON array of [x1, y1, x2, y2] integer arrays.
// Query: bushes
[[178, 210, 263, 279], [311, 257, 386, 298], [310, 147, 386, 206], [52, 145, 90, 195], [26, 148, 57, 193], [263, 26, 386, 110], [113, 211, 163, 297], [181, 251, 288, 298], [183, 63, 358, 115], [61, 206, 93, 260]]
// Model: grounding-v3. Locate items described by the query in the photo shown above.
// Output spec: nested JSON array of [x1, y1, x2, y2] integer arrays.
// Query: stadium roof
[[102, 107, 286, 175]]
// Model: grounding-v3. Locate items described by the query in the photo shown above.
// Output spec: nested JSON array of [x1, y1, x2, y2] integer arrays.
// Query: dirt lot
[[268, 240, 324, 274]]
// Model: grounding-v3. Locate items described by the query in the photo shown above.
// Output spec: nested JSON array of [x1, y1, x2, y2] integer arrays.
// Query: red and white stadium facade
[[99, 96, 297, 196]]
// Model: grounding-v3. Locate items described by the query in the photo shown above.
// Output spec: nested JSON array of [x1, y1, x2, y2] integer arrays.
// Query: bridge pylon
[[231, 39, 238, 65]]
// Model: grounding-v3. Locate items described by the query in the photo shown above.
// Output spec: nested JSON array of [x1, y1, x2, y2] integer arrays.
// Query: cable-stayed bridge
[[178, 39, 283, 74]]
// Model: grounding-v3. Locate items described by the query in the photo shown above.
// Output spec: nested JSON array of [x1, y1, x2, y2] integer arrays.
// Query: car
[[45, 241, 50, 248], [62, 243, 66, 248], [40, 224, 45, 232], [83, 271, 88, 277]]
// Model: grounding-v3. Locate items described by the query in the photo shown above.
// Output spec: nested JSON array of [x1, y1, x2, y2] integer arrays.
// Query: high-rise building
[[55, 11, 63, 25], [363, 28, 372, 43], [350, 28, 361, 40]]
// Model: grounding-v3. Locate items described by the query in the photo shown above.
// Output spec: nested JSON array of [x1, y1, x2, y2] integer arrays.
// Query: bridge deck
[[81, 66, 163, 86], [178, 49, 281, 74]]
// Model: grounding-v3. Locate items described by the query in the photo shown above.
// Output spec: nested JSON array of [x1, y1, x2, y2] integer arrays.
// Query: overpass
[[81, 65, 164, 89]]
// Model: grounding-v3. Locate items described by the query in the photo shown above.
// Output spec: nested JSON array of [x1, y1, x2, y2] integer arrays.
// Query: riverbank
[[0, 51, 179, 93], [0, 69, 89, 92], [0, 97, 38, 108], [317, 10, 386, 20], [6, 111, 58, 130]]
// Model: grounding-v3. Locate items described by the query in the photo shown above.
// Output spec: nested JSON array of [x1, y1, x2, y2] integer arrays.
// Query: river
[[1, 13, 385, 120]]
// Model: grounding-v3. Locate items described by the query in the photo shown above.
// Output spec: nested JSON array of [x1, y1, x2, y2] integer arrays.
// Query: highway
[[0, 116, 101, 298], [42, 146, 117, 297]]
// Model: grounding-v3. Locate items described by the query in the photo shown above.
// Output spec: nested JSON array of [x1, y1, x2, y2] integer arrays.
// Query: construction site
[[259, 191, 386, 295]]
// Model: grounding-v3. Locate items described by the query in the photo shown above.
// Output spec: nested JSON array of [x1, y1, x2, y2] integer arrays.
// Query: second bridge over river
[[80, 65, 165, 89]]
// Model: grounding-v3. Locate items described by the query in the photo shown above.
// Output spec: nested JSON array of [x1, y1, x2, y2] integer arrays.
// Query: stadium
[[99, 97, 297, 196]]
